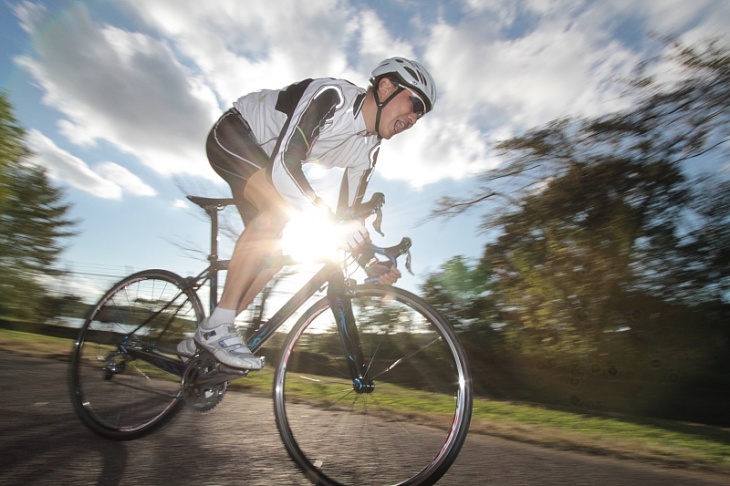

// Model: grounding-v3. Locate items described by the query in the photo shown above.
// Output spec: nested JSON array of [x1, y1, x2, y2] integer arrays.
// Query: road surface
[[1, 354, 727, 485]]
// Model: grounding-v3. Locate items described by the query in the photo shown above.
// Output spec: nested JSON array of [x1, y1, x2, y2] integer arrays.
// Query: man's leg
[[192, 168, 287, 369], [192, 222, 277, 369], [216, 167, 287, 314], [215, 214, 283, 314]]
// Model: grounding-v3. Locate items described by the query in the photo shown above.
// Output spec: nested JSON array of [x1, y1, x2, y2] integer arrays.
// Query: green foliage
[[490, 39, 728, 337], [0, 93, 77, 320], [426, 39, 730, 421], [431, 38, 729, 326], [421, 255, 497, 329], [0, 94, 27, 205]]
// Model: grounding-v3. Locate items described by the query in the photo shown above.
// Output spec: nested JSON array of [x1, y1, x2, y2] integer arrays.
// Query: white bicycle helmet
[[371, 57, 436, 113]]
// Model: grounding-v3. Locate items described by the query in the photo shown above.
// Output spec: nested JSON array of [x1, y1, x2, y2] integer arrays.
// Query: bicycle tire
[[69, 269, 204, 440], [273, 284, 473, 486]]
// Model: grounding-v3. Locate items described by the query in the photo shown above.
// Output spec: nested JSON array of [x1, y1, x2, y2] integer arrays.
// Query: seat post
[[207, 206, 220, 264], [207, 206, 221, 314], [186, 195, 235, 315]]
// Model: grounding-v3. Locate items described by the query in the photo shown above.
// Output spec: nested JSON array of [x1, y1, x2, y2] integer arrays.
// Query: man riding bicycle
[[178, 57, 437, 370]]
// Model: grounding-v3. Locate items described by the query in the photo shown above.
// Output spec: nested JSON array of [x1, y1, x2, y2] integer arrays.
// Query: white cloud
[[172, 198, 189, 209], [97, 162, 158, 197], [378, 116, 496, 187], [13, 0, 730, 194], [417, 0, 730, 178], [639, 0, 730, 43], [15, 2, 218, 178], [427, 4, 640, 131], [26, 129, 156, 199], [355, 9, 416, 74], [12, 0, 46, 32], [119, 0, 360, 100]]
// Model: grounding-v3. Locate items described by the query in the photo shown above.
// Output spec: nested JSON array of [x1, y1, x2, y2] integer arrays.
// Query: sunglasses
[[409, 95, 425, 117], [400, 85, 425, 116]]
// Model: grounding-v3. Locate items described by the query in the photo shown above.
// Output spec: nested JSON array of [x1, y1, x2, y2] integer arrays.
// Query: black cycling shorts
[[206, 108, 270, 224]]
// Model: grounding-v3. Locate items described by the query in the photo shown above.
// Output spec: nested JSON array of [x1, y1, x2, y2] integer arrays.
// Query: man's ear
[[377, 77, 398, 99]]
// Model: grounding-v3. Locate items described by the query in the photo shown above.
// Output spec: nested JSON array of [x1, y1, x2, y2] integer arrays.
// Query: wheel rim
[[275, 287, 472, 486], [70, 272, 201, 437]]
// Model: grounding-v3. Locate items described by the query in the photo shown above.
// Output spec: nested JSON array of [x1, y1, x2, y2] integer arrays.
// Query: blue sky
[[1, 0, 728, 303]]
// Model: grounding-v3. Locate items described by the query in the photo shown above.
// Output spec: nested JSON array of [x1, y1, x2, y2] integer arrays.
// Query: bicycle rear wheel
[[274, 284, 473, 486], [69, 269, 203, 440]]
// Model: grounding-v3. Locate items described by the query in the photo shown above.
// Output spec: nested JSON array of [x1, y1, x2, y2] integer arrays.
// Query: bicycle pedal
[[218, 355, 265, 375], [218, 365, 251, 376]]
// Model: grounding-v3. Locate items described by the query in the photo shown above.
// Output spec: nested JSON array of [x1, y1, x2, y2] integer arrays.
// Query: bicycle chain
[[180, 351, 228, 412]]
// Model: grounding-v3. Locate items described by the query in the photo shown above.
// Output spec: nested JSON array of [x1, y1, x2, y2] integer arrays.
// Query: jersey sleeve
[[270, 83, 344, 210], [336, 144, 380, 213]]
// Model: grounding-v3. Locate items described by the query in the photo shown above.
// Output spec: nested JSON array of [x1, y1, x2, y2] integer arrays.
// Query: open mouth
[[394, 120, 406, 134]]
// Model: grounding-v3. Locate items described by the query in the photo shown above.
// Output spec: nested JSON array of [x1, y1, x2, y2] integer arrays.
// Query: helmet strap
[[372, 80, 404, 140]]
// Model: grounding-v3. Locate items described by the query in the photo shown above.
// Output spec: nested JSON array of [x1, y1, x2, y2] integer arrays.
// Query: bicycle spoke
[[275, 286, 472, 486], [369, 335, 442, 381], [70, 270, 203, 440]]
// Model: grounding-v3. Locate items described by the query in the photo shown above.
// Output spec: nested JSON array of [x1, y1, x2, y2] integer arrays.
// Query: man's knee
[[249, 210, 288, 236]]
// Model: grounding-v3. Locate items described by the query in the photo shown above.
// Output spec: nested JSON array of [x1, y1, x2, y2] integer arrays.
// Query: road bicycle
[[69, 193, 473, 486]]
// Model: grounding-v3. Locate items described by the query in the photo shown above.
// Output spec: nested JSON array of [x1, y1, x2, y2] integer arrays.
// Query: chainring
[[181, 351, 228, 412]]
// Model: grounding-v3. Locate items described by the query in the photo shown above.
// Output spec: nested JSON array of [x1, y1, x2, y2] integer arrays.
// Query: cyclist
[[179, 57, 437, 369]]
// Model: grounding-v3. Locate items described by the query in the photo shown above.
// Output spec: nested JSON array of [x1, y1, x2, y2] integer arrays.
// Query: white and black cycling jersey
[[233, 78, 381, 213]]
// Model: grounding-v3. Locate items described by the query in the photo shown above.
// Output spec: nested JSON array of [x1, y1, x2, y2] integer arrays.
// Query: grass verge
[[2, 327, 728, 475], [468, 398, 730, 474]]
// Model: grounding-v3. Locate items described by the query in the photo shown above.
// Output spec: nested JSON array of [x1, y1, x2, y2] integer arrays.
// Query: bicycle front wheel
[[69, 269, 204, 440], [274, 284, 473, 486]]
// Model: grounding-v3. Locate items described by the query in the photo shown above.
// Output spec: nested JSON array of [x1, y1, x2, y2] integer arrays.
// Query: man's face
[[376, 79, 425, 140]]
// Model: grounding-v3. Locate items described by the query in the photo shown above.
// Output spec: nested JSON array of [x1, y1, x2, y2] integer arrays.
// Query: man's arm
[[271, 84, 344, 208]]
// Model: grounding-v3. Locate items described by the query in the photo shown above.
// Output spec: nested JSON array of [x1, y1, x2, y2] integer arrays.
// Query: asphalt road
[[1, 354, 728, 486]]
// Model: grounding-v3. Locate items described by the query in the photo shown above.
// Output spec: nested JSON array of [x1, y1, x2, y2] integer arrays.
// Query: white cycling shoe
[[192, 320, 264, 370]]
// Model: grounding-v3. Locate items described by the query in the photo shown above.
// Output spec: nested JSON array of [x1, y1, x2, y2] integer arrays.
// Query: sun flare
[[281, 207, 344, 263]]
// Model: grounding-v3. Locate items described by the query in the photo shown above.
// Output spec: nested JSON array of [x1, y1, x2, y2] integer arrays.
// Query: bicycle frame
[[200, 197, 228, 316], [71, 193, 472, 484], [244, 263, 334, 353], [248, 262, 373, 389], [121, 259, 368, 384], [121, 195, 385, 390]]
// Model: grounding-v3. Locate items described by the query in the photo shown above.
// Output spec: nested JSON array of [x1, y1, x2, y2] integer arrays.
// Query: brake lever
[[364, 237, 414, 284], [372, 207, 384, 237], [389, 237, 413, 275]]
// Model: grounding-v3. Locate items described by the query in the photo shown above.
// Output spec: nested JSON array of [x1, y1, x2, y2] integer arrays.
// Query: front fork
[[327, 273, 374, 394]]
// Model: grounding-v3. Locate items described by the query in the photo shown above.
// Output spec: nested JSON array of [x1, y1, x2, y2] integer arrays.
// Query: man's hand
[[365, 259, 402, 285], [375, 266, 402, 285]]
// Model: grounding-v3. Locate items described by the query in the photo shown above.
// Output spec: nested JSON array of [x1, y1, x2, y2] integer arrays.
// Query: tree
[[674, 177, 730, 305], [423, 39, 729, 420], [433, 39, 728, 310], [478, 158, 693, 354], [427, 38, 729, 361], [434, 40, 729, 227], [0, 92, 77, 320], [421, 255, 496, 329]]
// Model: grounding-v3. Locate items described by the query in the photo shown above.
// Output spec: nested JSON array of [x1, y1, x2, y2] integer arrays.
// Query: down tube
[[245, 265, 335, 353]]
